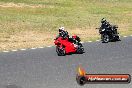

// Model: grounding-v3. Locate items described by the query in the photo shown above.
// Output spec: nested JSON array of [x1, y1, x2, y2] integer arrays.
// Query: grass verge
[[0, 0, 132, 51]]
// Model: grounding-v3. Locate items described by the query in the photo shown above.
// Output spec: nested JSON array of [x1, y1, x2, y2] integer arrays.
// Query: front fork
[[101, 34, 104, 41]]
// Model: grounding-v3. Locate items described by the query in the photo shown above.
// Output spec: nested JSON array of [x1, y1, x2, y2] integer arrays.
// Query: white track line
[[38, 47, 44, 48], [3, 51, 9, 53], [2, 34, 132, 53], [123, 36, 127, 37], [47, 46, 52, 47], [20, 49, 26, 51], [12, 50, 17, 52], [96, 40, 100, 42], [31, 48, 36, 50], [88, 41, 92, 42], [80, 42, 84, 43]]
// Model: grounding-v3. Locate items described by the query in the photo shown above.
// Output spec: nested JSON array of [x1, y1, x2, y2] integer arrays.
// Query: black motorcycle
[[97, 25, 120, 43]]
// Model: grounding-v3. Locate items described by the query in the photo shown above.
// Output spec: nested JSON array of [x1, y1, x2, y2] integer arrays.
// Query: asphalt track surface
[[0, 36, 132, 88]]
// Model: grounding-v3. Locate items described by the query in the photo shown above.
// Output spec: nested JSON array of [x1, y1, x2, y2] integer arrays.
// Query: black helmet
[[101, 18, 106, 23]]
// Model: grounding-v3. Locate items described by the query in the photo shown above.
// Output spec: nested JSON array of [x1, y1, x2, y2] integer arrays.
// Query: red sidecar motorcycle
[[54, 35, 84, 56]]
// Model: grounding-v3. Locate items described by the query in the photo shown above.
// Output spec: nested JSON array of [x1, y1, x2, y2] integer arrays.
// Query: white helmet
[[59, 27, 65, 31]]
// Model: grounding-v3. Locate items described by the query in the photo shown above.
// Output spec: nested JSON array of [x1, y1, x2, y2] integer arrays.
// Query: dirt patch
[[0, 2, 54, 8], [0, 25, 130, 51], [0, 28, 99, 51], [0, 31, 55, 50], [126, 13, 132, 16], [68, 27, 98, 37]]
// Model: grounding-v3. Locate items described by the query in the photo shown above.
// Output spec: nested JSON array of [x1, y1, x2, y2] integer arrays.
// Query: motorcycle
[[97, 25, 120, 43], [54, 35, 84, 56]]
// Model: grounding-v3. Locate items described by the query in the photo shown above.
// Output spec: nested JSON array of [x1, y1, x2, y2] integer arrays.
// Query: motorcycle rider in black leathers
[[100, 18, 111, 32], [59, 27, 69, 39], [100, 18, 118, 35], [100, 18, 120, 42], [56, 27, 78, 45]]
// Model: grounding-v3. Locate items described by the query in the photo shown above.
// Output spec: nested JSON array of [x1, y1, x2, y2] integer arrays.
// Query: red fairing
[[54, 37, 77, 54], [54, 39, 60, 45], [72, 35, 77, 39]]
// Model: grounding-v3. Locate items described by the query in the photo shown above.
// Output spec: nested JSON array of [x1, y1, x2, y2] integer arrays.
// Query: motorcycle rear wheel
[[115, 35, 121, 41]]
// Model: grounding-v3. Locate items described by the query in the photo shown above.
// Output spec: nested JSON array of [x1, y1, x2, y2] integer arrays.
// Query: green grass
[[0, 0, 132, 30], [0, 0, 132, 50]]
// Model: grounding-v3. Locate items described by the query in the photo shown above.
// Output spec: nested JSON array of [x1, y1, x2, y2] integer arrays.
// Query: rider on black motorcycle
[[100, 18, 118, 35], [99, 18, 120, 43], [100, 18, 111, 32]]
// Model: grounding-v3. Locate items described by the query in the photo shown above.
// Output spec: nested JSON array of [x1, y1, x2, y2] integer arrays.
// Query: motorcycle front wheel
[[102, 34, 109, 43], [56, 46, 66, 56], [76, 43, 84, 54]]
